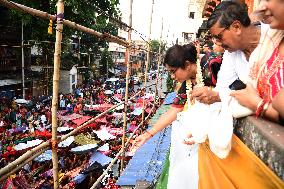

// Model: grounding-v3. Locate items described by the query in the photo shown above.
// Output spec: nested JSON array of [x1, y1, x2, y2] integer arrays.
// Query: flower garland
[[186, 58, 204, 105]]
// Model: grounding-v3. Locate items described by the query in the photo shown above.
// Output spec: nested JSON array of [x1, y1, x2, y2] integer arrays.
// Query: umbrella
[[34, 150, 52, 162], [70, 144, 98, 154], [93, 128, 116, 141], [58, 136, 75, 147]]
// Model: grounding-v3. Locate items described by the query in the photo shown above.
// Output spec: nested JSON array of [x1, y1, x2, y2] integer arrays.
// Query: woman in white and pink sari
[[231, 2, 284, 123]]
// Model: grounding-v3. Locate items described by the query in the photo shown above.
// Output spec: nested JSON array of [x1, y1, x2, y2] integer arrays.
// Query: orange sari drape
[[198, 135, 284, 189]]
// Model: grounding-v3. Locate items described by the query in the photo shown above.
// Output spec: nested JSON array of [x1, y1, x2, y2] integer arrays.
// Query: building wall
[[59, 67, 77, 94]]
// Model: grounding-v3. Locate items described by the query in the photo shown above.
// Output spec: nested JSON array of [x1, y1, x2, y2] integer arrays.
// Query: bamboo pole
[[0, 90, 142, 179], [141, 0, 155, 124], [0, 147, 49, 182], [0, 0, 129, 47], [120, 0, 133, 174], [154, 18, 164, 104], [90, 105, 156, 189], [0, 140, 50, 178], [50, 1, 64, 188]]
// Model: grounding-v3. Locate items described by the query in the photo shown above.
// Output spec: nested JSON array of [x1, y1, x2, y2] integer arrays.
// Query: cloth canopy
[[34, 150, 52, 162], [93, 128, 116, 141], [72, 116, 92, 126], [58, 136, 75, 147], [70, 144, 98, 154]]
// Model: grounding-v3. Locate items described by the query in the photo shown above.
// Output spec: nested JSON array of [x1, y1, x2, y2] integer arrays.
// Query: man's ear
[[231, 20, 242, 34]]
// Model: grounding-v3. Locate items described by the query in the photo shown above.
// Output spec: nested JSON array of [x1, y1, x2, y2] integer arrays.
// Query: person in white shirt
[[190, 7, 270, 105]]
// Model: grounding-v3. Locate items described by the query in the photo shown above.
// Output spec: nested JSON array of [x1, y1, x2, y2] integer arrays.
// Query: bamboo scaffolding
[[120, 0, 133, 174], [50, 1, 64, 188], [154, 19, 164, 104], [0, 0, 162, 185], [0, 0, 129, 47], [0, 147, 49, 182], [90, 105, 156, 189], [0, 90, 142, 179], [141, 0, 155, 124]]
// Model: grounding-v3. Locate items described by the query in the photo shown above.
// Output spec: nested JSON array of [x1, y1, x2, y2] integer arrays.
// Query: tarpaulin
[[72, 116, 92, 126], [163, 92, 177, 105]]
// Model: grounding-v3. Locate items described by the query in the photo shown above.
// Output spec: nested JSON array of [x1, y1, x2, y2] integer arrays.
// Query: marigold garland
[[186, 58, 204, 105]]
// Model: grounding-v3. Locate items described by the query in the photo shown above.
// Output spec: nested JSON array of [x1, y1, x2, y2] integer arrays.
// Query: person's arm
[[134, 106, 183, 148], [272, 88, 284, 119], [230, 83, 279, 121], [190, 86, 221, 104]]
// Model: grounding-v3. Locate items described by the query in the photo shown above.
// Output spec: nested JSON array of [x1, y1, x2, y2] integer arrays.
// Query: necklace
[[186, 58, 204, 106]]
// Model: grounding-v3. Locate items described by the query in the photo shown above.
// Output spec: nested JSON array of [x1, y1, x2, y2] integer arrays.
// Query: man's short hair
[[204, 41, 214, 50], [207, 1, 251, 29]]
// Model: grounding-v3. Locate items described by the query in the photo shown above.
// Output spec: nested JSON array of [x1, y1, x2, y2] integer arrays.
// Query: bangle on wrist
[[255, 99, 266, 118], [260, 102, 270, 117]]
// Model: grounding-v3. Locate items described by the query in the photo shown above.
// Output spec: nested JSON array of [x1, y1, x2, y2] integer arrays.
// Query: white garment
[[216, 23, 270, 96], [167, 114, 199, 189], [40, 114, 47, 124], [215, 50, 249, 97], [216, 23, 270, 117]]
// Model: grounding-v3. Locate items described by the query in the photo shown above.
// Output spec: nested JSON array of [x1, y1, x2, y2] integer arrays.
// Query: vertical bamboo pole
[[154, 18, 164, 103], [141, 0, 155, 124], [120, 0, 133, 173], [21, 19, 25, 99], [51, 1, 64, 188]]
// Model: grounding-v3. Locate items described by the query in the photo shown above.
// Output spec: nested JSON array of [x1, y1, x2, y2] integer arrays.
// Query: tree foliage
[[150, 39, 166, 54], [6, 0, 121, 68]]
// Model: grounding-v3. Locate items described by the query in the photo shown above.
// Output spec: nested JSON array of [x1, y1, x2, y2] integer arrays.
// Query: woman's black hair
[[163, 43, 197, 68]]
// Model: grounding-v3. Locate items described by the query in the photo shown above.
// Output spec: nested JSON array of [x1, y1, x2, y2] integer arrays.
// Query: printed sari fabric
[[256, 46, 284, 101], [198, 135, 284, 189]]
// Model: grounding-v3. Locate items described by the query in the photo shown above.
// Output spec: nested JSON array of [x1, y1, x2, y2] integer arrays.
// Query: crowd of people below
[[0, 77, 158, 188]]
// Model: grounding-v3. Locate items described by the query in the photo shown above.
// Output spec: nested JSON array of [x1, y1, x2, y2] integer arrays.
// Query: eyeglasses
[[212, 26, 229, 41], [168, 68, 178, 75]]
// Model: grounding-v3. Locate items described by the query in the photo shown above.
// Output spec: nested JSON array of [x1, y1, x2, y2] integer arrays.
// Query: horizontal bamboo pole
[[0, 0, 130, 47], [0, 91, 142, 178], [0, 147, 49, 182]]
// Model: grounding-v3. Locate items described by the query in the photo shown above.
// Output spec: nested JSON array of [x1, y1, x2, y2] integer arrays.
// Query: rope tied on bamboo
[[51, 139, 58, 151], [56, 13, 64, 21]]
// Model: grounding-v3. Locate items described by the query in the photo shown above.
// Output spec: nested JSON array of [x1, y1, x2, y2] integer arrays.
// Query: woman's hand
[[133, 132, 152, 148], [183, 133, 195, 145], [190, 86, 219, 104], [230, 83, 262, 111]]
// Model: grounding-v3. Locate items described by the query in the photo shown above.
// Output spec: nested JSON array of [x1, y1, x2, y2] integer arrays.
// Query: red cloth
[[35, 130, 52, 138], [114, 94, 122, 99], [95, 116, 108, 124], [71, 116, 91, 126], [257, 47, 284, 101], [145, 108, 152, 114], [1, 178, 16, 189]]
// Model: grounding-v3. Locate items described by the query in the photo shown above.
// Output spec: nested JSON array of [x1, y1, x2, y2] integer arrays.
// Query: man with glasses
[[189, 1, 282, 189], [190, 1, 269, 106]]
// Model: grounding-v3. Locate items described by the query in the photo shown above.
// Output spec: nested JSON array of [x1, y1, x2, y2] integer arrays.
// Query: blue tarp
[[73, 151, 113, 184], [89, 151, 112, 166], [34, 150, 52, 162], [117, 103, 172, 186], [163, 92, 177, 105], [73, 174, 87, 184]]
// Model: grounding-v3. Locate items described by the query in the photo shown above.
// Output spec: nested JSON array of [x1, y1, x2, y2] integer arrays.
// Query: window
[[72, 74, 75, 83]]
